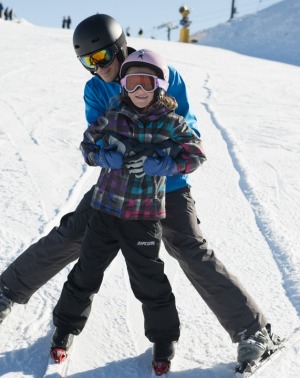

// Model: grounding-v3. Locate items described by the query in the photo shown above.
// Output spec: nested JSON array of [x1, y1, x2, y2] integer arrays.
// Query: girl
[[51, 49, 206, 375]]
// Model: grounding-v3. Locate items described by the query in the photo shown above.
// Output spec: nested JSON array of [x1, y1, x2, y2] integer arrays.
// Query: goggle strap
[[156, 78, 169, 91], [120, 75, 169, 92]]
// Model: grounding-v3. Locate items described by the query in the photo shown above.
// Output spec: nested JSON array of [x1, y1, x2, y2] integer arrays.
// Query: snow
[[0, 0, 300, 376], [193, 0, 300, 66]]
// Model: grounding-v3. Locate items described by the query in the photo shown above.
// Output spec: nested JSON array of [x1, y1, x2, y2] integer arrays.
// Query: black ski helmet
[[73, 14, 127, 72]]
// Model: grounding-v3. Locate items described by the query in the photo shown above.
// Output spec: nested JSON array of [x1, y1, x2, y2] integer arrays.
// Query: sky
[[1, 0, 300, 377], [4, 0, 283, 40]]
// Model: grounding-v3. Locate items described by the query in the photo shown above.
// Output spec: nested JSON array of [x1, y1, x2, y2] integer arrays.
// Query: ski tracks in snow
[[0, 99, 47, 262], [201, 75, 300, 321], [0, 96, 98, 377]]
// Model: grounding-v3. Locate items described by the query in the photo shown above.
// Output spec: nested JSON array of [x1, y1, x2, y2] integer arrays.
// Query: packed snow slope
[[0, 1, 300, 376], [194, 0, 300, 66]]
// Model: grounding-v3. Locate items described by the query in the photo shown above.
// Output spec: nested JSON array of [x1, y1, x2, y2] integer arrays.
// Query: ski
[[43, 358, 69, 378], [152, 360, 171, 376], [43, 347, 72, 378], [235, 329, 300, 377]]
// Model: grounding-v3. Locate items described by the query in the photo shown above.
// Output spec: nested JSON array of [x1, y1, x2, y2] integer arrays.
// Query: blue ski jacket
[[84, 65, 201, 193]]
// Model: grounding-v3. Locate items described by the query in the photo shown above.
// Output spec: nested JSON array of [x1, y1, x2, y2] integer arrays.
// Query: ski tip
[[50, 347, 68, 364], [152, 360, 171, 376]]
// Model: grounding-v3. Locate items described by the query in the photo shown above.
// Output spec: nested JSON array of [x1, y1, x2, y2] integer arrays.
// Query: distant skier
[[62, 16, 66, 28], [4, 6, 8, 20], [66, 16, 71, 29]]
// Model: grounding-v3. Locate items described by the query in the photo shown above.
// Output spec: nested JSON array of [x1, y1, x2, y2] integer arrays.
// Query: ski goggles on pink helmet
[[120, 73, 169, 93]]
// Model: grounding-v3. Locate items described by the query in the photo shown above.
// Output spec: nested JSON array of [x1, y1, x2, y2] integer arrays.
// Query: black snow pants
[[0, 185, 267, 342], [53, 210, 180, 342]]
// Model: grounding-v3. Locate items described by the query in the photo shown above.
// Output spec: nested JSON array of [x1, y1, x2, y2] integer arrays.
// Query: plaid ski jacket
[[81, 102, 206, 220]]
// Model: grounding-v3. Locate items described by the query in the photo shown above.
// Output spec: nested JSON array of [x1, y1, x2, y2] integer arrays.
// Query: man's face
[[96, 58, 120, 82]]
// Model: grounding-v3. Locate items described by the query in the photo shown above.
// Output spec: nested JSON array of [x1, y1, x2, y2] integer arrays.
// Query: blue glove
[[94, 146, 123, 169], [144, 155, 177, 176]]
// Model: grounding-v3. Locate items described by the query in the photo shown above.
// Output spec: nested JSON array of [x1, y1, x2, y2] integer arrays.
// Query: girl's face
[[125, 67, 156, 109], [96, 58, 120, 82]]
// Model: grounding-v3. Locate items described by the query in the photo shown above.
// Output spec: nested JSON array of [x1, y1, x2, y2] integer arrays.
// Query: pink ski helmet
[[120, 49, 169, 84]]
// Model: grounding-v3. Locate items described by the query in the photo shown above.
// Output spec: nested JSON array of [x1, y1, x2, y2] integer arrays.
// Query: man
[[0, 14, 278, 367]]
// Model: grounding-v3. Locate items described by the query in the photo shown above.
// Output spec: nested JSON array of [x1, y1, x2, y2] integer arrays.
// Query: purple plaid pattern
[[81, 103, 206, 220]]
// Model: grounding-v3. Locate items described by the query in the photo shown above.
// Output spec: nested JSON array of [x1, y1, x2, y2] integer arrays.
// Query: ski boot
[[0, 289, 14, 324], [152, 340, 176, 376], [50, 328, 74, 364], [236, 323, 282, 374]]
